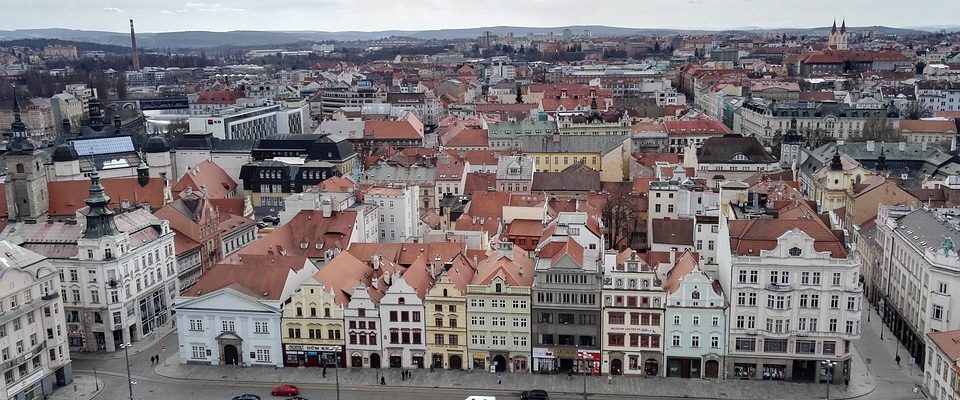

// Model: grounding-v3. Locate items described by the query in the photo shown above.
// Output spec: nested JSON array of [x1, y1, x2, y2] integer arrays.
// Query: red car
[[271, 384, 299, 396]]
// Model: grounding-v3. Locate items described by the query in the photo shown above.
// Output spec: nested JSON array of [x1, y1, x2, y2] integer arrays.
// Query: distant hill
[[0, 25, 932, 50], [0, 38, 129, 53]]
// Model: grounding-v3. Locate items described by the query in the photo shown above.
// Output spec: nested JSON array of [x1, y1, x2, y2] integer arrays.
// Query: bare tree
[[849, 114, 903, 142], [602, 183, 642, 251]]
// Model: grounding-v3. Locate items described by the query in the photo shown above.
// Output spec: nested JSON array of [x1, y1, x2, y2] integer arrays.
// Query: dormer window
[[789, 247, 802, 257], [732, 153, 748, 162]]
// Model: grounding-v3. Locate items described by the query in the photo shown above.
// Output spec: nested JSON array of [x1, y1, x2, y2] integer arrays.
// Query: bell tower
[[5, 90, 48, 221]]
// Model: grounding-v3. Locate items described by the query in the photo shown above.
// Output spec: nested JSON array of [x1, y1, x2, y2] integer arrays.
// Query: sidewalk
[[858, 304, 925, 399], [71, 323, 176, 360], [47, 374, 103, 400], [156, 353, 873, 400]]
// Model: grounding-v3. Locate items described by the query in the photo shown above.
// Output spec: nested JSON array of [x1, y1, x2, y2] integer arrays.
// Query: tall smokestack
[[129, 19, 140, 71]]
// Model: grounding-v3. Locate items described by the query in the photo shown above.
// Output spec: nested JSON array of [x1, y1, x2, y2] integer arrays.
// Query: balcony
[[0, 342, 45, 371], [766, 283, 793, 292]]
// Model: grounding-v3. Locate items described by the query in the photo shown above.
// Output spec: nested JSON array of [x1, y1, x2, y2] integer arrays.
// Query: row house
[[601, 250, 665, 376], [466, 243, 534, 372], [424, 254, 475, 370], [719, 218, 861, 383], [663, 251, 727, 379]]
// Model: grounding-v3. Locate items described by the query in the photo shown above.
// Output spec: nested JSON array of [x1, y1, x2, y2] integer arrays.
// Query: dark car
[[231, 395, 262, 400], [520, 389, 549, 400], [262, 215, 280, 224]]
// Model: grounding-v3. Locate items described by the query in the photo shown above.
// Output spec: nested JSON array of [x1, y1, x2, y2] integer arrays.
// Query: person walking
[[497, 374, 502, 385], [896, 355, 902, 366], [380, 376, 386, 385], [322, 366, 327, 378]]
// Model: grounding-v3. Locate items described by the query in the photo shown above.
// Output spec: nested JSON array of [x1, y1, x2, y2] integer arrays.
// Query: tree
[[515, 84, 523, 104], [850, 114, 903, 142], [902, 101, 932, 120], [602, 183, 641, 251]]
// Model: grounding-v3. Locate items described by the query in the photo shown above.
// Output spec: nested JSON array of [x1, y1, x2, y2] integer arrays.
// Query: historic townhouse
[[664, 251, 727, 379], [424, 254, 475, 370], [466, 243, 534, 372], [719, 218, 861, 383], [601, 250, 666, 377], [380, 257, 431, 369]]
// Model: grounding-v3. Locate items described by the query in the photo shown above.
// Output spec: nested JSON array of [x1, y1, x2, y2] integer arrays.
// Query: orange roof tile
[[183, 254, 308, 300]]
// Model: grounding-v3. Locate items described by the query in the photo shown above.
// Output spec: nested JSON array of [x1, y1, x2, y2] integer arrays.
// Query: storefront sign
[[532, 347, 554, 358], [607, 326, 659, 333], [554, 348, 577, 359], [6, 369, 43, 397], [285, 344, 341, 352], [577, 350, 601, 361]]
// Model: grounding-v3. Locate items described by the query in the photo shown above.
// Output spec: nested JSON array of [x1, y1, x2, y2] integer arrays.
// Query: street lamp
[[821, 359, 836, 400], [119, 342, 134, 400], [334, 358, 341, 400]]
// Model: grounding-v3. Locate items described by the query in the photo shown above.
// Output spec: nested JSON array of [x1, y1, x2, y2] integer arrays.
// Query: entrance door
[[493, 355, 507, 372], [432, 354, 443, 369], [370, 353, 381, 369], [449, 355, 463, 370], [351, 355, 363, 368], [644, 359, 659, 376], [389, 355, 402, 368], [610, 359, 623, 375], [224, 345, 240, 366], [705, 360, 719, 379]]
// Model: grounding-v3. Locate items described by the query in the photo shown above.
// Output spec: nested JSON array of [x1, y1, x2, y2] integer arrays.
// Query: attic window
[[789, 247, 802, 257], [732, 153, 748, 162]]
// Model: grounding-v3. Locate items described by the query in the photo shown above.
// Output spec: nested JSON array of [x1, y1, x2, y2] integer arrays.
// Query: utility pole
[[120, 343, 134, 400]]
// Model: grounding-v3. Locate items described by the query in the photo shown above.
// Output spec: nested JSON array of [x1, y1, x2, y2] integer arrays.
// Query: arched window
[[15, 163, 24, 173], [442, 289, 448, 297], [653, 298, 661, 307], [495, 283, 502, 293], [691, 291, 700, 300], [398, 297, 405, 304], [789, 247, 802, 257]]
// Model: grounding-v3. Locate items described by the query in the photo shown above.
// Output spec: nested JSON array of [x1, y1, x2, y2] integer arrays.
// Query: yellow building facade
[[280, 278, 346, 367], [424, 267, 471, 370]]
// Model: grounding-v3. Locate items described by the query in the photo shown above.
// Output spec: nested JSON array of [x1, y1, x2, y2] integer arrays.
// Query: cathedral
[[828, 19, 850, 51]]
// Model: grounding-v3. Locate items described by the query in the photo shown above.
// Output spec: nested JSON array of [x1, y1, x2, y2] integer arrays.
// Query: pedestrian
[[497, 376, 502, 385], [380, 376, 385, 385], [896, 355, 901, 366], [155, 354, 159, 364], [845, 377, 850, 387], [408, 370, 413, 379], [322, 366, 327, 378], [401, 370, 405, 381], [430, 364, 434, 373], [567, 370, 573, 380]]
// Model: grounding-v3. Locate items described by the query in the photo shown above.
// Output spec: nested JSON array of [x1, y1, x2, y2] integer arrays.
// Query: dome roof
[[52, 143, 79, 162], [143, 136, 170, 153]]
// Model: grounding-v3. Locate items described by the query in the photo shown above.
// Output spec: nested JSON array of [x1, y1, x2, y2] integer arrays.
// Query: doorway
[[389, 355, 402, 368], [351, 355, 363, 368], [449, 355, 463, 370], [493, 355, 507, 372], [432, 354, 443, 369], [610, 358, 623, 375], [223, 345, 240, 366], [644, 359, 659, 376], [705, 360, 720, 379], [370, 353, 381, 369]]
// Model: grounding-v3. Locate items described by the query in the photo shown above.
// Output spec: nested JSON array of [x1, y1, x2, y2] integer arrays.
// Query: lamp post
[[334, 360, 341, 400], [119, 342, 134, 400], [821, 359, 836, 400], [581, 355, 587, 400]]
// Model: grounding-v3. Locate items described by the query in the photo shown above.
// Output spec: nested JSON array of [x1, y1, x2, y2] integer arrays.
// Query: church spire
[[7, 86, 36, 154], [82, 170, 121, 239], [840, 19, 847, 34], [831, 19, 838, 34]]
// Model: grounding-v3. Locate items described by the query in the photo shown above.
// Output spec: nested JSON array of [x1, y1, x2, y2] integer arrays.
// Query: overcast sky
[[7, 0, 959, 33]]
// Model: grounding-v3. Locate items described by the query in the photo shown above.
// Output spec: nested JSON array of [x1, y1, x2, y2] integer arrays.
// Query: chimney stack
[[129, 19, 141, 71]]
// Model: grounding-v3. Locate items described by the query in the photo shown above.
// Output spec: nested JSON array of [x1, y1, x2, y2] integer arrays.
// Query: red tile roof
[[472, 245, 534, 286], [664, 118, 731, 136], [46, 177, 167, 217], [364, 120, 423, 140], [173, 160, 237, 199], [663, 250, 699, 294], [928, 330, 960, 361], [315, 251, 374, 306], [727, 219, 848, 258], [195, 90, 245, 105], [183, 255, 308, 300], [899, 119, 958, 134], [238, 210, 355, 258]]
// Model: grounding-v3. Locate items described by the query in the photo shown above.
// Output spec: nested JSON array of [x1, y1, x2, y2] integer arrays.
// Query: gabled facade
[[379, 273, 428, 368], [466, 242, 534, 372], [280, 279, 345, 367], [424, 255, 475, 370], [601, 251, 665, 376], [344, 283, 383, 368], [664, 251, 727, 379]]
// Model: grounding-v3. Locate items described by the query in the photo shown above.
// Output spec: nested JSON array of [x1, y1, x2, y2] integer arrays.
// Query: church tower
[[828, 19, 849, 50], [5, 92, 49, 221]]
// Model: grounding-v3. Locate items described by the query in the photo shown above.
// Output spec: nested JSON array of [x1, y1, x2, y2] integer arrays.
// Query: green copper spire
[[82, 170, 120, 239]]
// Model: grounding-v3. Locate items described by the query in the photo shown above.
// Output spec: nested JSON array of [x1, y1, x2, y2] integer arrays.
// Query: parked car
[[262, 215, 280, 224], [256, 221, 269, 229], [231, 395, 262, 400], [271, 384, 300, 396], [519, 389, 548, 400]]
